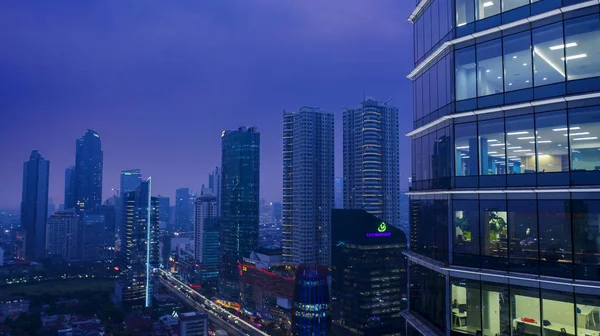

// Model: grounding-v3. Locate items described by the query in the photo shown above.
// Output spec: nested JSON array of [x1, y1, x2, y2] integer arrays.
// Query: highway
[[158, 270, 269, 336]]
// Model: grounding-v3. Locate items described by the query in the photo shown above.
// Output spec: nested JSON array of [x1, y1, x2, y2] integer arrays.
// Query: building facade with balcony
[[406, 0, 600, 335]]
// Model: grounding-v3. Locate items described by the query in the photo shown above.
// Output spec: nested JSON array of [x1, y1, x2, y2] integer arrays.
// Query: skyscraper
[[292, 266, 331, 336], [282, 107, 334, 266], [343, 98, 400, 228], [82, 205, 116, 261], [115, 178, 159, 311], [120, 169, 142, 195], [46, 209, 79, 262], [175, 188, 193, 232], [20, 150, 49, 261], [334, 177, 343, 209], [406, 1, 600, 334], [193, 195, 217, 262], [64, 166, 75, 210], [74, 129, 103, 211], [194, 195, 220, 284], [208, 166, 222, 216], [219, 126, 260, 301], [157, 196, 170, 230]]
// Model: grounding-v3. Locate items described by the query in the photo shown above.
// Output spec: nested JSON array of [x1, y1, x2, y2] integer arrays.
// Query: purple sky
[[0, 1, 414, 209]]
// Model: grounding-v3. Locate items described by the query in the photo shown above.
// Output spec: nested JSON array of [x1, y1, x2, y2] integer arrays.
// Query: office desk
[[513, 319, 600, 336], [452, 308, 467, 327]]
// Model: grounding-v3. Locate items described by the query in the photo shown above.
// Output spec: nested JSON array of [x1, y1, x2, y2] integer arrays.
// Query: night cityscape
[[1, 0, 600, 336]]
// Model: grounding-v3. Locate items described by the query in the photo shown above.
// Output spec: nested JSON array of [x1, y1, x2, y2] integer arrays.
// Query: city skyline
[[0, 1, 414, 208]]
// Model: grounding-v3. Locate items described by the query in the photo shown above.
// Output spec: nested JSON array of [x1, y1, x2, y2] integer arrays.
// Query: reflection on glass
[[535, 111, 569, 173], [477, 39, 503, 97], [538, 200, 572, 275], [479, 119, 506, 175], [456, 0, 475, 27], [576, 293, 600, 333], [541, 291, 575, 336], [454, 200, 480, 257], [568, 107, 600, 171], [451, 278, 482, 334], [455, 123, 478, 176], [505, 115, 535, 174], [510, 286, 541, 336], [503, 31, 532, 92], [565, 14, 600, 81], [482, 282, 510, 336], [508, 199, 538, 273], [481, 200, 508, 259], [502, 0, 528, 11], [572, 199, 600, 281], [533, 22, 565, 86], [476, 0, 500, 20], [456, 46, 477, 101]]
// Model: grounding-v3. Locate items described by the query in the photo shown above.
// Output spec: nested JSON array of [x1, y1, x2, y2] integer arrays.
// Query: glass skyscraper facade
[[407, 0, 600, 335], [219, 126, 260, 301], [20, 150, 49, 261], [73, 129, 103, 211]]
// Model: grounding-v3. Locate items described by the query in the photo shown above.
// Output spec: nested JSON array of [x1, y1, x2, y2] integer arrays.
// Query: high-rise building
[[46, 209, 79, 262], [120, 169, 142, 195], [64, 166, 75, 210], [208, 166, 222, 216], [20, 150, 49, 261], [175, 188, 193, 232], [157, 196, 170, 230], [331, 209, 407, 335], [81, 205, 116, 261], [115, 178, 159, 311], [73, 129, 103, 211], [334, 177, 343, 209], [292, 266, 331, 336], [271, 202, 282, 224], [179, 311, 208, 336], [406, 1, 600, 335], [282, 107, 334, 266], [193, 195, 217, 262], [219, 126, 260, 301], [343, 98, 400, 228]]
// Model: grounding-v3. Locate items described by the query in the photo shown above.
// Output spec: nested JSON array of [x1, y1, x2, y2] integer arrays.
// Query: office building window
[[456, 46, 477, 101], [503, 31, 533, 92], [535, 111, 569, 173], [503, 0, 528, 12], [456, 0, 475, 27], [510, 286, 541, 336], [454, 200, 480, 258], [538, 199, 573, 277], [479, 118, 506, 175], [506, 114, 535, 174], [532, 22, 565, 86], [564, 14, 600, 81], [507, 199, 538, 273], [541, 291, 575, 336], [569, 106, 600, 171], [572, 199, 600, 281], [575, 293, 600, 334], [455, 122, 478, 176], [451, 278, 482, 334], [477, 39, 503, 97], [481, 200, 508, 260], [481, 282, 510, 336], [476, 0, 500, 20]]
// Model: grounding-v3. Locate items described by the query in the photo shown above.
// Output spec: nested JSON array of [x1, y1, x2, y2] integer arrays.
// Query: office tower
[[343, 98, 400, 228], [179, 311, 208, 336], [405, 1, 600, 335], [208, 166, 222, 216], [334, 177, 343, 209], [282, 107, 334, 266], [82, 205, 116, 261], [46, 209, 79, 261], [194, 195, 219, 281], [115, 178, 159, 311], [292, 266, 331, 336], [331, 209, 407, 335], [74, 129, 103, 211], [64, 166, 75, 210], [219, 126, 260, 301], [157, 196, 170, 230], [175, 188, 193, 232], [120, 169, 142, 194], [20, 150, 50, 261]]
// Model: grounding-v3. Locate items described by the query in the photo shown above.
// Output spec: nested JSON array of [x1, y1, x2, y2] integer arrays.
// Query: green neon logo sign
[[378, 221, 387, 233]]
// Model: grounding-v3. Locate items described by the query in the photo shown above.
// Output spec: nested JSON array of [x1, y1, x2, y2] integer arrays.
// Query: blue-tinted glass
[[568, 106, 600, 172], [453, 200, 480, 257], [423, 69, 431, 117], [572, 199, 600, 281], [538, 199, 572, 278], [502, 0, 528, 11], [439, 0, 450, 38], [564, 14, 600, 81], [535, 111, 569, 173], [503, 31, 532, 91], [505, 114, 535, 174], [435, 127, 451, 179], [424, 7, 432, 55], [507, 199, 538, 274], [456, 46, 477, 100], [437, 58, 448, 108], [533, 22, 565, 86], [456, 0, 475, 27], [415, 137, 422, 181], [479, 118, 506, 175], [431, 0, 440, 47], [477, 0, 501, 20], [455, 122, 479, 176], [477, 39, 503, 96], [431, 63, 439, 111], [481, 199, 508, 260]]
